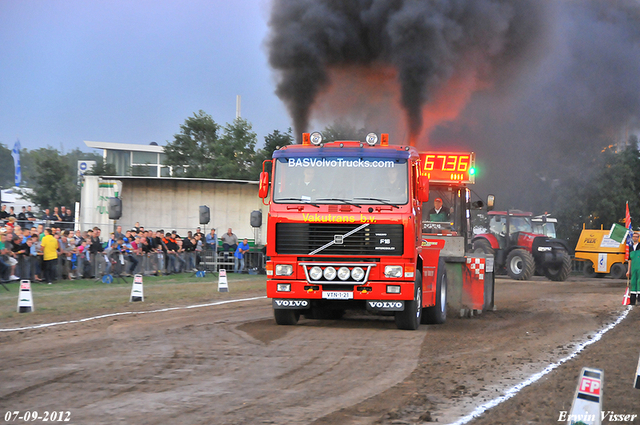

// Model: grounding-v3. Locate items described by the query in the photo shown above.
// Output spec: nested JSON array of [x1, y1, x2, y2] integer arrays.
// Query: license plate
[[322, 291, 353, 300]]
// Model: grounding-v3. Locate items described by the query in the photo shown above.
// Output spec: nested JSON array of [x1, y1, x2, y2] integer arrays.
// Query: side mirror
[[417, 175, 429, 203], [471, 200, 484, 209], [258, 171, 270, 199], [487, 194, 495, 211]]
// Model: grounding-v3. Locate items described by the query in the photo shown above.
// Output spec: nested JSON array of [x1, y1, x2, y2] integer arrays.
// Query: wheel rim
[[416, 288, 421, 319], [510, 256, 523, 274]]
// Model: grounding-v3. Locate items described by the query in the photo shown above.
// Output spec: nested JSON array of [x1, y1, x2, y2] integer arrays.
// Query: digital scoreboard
[[419, 152, 476, 184]]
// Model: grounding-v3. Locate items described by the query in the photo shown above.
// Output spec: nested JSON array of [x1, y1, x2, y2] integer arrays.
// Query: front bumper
[[266, 279, 415, 300]]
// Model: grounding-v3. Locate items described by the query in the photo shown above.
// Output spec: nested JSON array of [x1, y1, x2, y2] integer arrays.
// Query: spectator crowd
[[1, 205, 258, 284]]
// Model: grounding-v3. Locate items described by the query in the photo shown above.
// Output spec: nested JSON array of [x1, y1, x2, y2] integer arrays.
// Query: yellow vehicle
[[574, 226, 627, 278]]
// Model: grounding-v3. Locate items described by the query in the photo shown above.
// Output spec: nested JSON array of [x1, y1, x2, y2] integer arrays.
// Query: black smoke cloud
[[267, 0, 545, 141], [428, 0, 640, 211], [267, 0, 640, 213]]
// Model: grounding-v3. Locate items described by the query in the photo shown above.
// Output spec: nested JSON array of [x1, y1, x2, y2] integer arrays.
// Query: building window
[[131, 165, 158, 177], [132, 151, 158, 164], [106, 150, 131, 176]]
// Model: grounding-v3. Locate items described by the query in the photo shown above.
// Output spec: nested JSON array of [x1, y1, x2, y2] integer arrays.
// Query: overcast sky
[[0, 0, 290, 152]]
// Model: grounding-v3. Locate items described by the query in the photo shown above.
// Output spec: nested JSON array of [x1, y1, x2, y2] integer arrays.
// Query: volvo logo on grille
[[334, 235, 344, 244]]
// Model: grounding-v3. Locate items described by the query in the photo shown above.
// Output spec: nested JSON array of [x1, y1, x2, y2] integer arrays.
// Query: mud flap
[[366, 300, 405, 312], [272, 299, 310, 309]]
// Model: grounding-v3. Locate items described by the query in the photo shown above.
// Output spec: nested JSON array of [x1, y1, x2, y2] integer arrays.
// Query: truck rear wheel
[[583, 261, 597, 278], [544, 251, 572, 281], [395, 272, 422, 330], [610, 262, 627, 280], [422, 259, 447, 324], [274, 309, 300, 325], [506, 249, 535, 280]]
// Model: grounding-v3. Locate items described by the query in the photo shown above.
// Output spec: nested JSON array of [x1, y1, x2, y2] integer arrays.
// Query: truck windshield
[[272, 157, 408, 205]]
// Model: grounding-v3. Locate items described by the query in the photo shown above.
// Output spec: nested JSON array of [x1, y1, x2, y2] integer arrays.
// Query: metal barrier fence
[[6, 248, 265, 282]]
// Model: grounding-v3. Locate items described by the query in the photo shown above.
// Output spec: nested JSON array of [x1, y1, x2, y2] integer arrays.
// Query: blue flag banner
[[11, 139, 21, 187]]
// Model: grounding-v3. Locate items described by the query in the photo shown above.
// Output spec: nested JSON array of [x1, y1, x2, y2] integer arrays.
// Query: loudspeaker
[[108, 197, 122, 220], [199, 205, 210, 225], [250, 210, 262, 228]]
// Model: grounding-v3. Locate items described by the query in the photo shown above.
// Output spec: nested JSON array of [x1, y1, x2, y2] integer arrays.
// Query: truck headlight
[[338, 267, 351, 281], [323, 266, 337, 280], [309, 266, 323, 280], [277, 283, 291, 292], [275, 264, 293, 276], [310, 131, 323, 145], [351, 267, 365, 281], [384, 265, 403, 278], [386, 285, 401, 294], [365, 133, 378, 146]]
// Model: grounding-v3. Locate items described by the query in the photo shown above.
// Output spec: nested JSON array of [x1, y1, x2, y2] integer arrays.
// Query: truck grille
[[275, 223, 404, 256]]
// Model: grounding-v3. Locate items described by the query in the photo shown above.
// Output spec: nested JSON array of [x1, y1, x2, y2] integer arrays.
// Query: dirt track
[[0, 276, 637, 424]]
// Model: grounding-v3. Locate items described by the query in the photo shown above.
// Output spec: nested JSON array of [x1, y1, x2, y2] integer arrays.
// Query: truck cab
[[260, 132, 486, 329], [261, 132, 444, 330]]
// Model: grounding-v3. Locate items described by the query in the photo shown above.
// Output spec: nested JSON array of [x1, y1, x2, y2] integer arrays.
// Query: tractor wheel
[[583, 261, 597, 278], [395, 272, 422, 330], [544, 251, 572, 281], [274, 309, 300, 325], [506, 249, 535, 280], [610, 263, 627, 280], [472, 239, 495, 256], [422, 259, 447, 325]]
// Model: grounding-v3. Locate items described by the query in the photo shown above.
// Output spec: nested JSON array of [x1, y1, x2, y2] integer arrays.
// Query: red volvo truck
[[258, 132, 483, 330]]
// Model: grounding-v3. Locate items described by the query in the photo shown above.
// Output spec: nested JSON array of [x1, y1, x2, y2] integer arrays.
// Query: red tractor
[[472, 210, 572, 281]]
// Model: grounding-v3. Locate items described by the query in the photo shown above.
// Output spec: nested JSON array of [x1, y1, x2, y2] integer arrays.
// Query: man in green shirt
[[427, 198, 450, 222], [627, 232, 640, 305]]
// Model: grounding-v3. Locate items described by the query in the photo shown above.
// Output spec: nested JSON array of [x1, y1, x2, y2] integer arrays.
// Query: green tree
[[252, 128, 293, 177], [585, 144, 640, 228], [18, 147, 80, 209], [85, 158, 117, 176], [322, 119, 369, 143], [212, 118, 257, 180], [551, 138, 640, 247], [0, 144, 14, 187], [163, 110, 220, 177]]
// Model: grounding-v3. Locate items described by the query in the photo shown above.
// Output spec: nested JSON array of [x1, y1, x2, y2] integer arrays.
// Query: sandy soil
[[0, 275, 636, 425]]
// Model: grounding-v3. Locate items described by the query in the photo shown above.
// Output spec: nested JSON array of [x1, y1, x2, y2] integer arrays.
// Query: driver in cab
[[428, 198, 450, 222]]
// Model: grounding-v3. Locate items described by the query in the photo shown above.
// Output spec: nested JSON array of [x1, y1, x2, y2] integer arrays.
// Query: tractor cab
[[532, 214, 558, 238], [473, 210, 572, 281], [488, 211, 536, 249]]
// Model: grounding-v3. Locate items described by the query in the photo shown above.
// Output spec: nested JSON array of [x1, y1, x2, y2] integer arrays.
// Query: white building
[[84, 140, 168, 177]]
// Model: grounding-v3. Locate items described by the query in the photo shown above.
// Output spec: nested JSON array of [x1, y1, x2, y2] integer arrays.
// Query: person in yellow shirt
[[40, 228, 59, 285]]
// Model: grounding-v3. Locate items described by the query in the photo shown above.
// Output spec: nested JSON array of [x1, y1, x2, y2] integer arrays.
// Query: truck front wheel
[[274, 309, 300, 325], [506, 249, 535, 280], [395, 272, 422, 330], [422, 259, 447, 324]]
